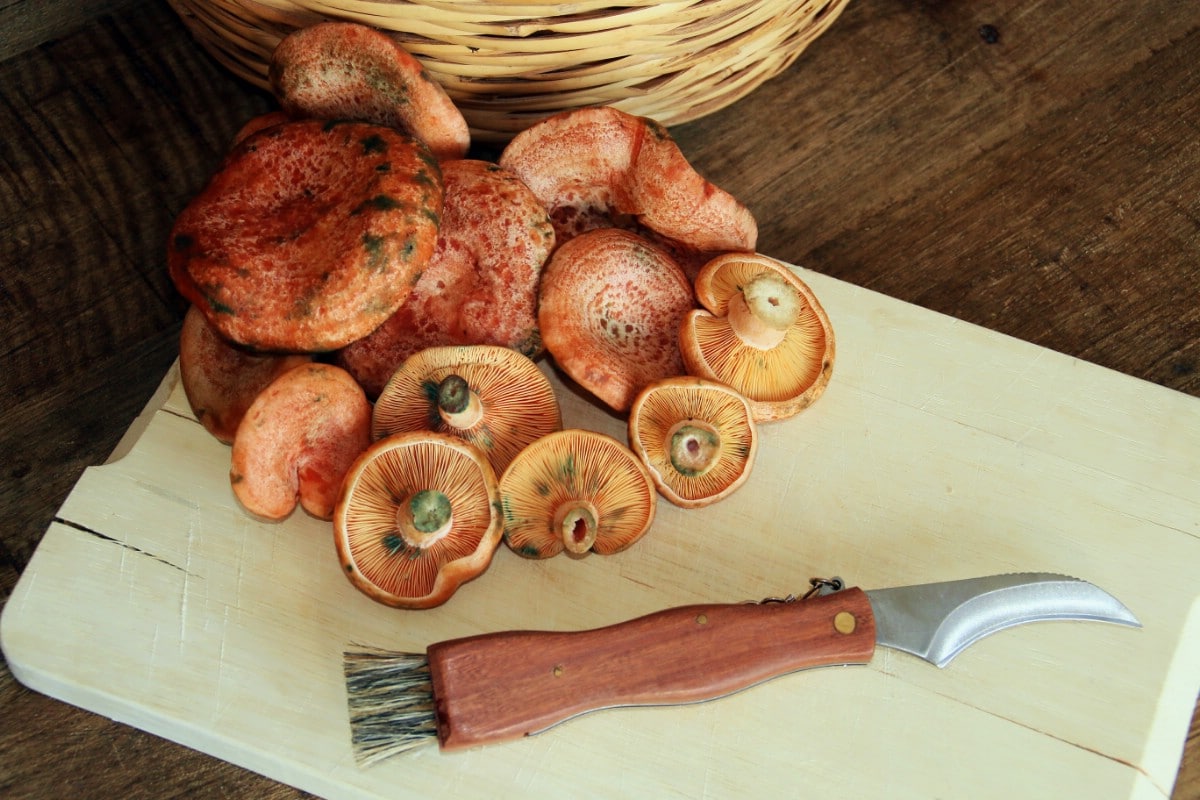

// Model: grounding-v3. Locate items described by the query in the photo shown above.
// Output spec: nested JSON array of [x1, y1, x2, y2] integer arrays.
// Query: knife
[[344, 572, 1140, 764]]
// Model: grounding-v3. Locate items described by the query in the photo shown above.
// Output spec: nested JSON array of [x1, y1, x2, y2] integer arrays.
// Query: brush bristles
[[344, 648, 439, 766]]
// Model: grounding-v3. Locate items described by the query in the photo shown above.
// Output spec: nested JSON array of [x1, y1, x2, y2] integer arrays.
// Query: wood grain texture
[[0, 0, 1196, 798], [0, 0, 143, 60], [428, 591, 877, 750]]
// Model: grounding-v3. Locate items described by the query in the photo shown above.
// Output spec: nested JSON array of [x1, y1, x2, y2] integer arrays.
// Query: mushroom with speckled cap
[[537, 228, 695, 413]]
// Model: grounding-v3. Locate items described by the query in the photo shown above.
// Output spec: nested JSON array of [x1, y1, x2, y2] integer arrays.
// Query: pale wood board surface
[[2, 265, 1197, 799]]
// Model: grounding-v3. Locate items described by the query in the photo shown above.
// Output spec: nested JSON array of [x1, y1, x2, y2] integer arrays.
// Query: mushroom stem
[[396, 489, 454, 548], [666, 421, 722, 478], [727, 272, 802, 350], [555, 501, 599, 555], [437, 374, 484, 429]]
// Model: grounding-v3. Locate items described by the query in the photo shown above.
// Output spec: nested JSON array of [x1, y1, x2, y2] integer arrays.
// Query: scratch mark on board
[[179, 502, 202, 648]]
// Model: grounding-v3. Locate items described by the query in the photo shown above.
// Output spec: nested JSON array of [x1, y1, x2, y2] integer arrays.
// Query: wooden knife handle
[[426, 588, 876, 751]]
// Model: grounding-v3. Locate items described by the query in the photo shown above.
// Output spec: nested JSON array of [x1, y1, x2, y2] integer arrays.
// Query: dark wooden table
[[2, 1, 1197, 797]]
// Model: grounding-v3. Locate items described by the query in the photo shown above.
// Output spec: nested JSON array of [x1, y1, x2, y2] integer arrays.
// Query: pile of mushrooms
[[170, 20, 837, 610]]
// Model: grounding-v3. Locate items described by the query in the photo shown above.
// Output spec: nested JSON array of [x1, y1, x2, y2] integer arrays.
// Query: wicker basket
[[167, 0, 852, 142]]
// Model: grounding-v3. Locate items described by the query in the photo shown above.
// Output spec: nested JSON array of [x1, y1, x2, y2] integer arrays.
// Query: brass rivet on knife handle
[[426, 588, 877, 751], [834, 611, 857, 634]]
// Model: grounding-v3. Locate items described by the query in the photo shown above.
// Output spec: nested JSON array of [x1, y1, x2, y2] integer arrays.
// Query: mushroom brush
[[342, 573, 1141, 767]]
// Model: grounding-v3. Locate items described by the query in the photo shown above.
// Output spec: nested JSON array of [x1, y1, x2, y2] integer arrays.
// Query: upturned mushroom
[[538, 228, 695, 413], [229, 363, 372, 521], [372, 344, 562, 474], [500, 428, 657, 558], [336, 159, 555, 397], [498, 106, 757, 278], [178, 304, 312, 444], [679, 253, 835, 422], [334, 431, 503, 609], [169, 118, 443, 353], [628, 376, 759, 508], [269, 21, 470, 161]]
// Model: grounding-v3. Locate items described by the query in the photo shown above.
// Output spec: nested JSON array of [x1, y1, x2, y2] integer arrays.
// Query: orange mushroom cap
[[372, 344, 562, 474], [628, 376, 759, 508], [334, 431, 502, 609], [500, 428, 657, 558], [679, 253, 836, 422], [229, 363, 372, 521], [538, 228, 695, 413], [336, 159, 555, 397], [179, 304, 313, 444], [498, 106, 757, 269], [269, 21, 470, 161], [168, 119, 443, 353]]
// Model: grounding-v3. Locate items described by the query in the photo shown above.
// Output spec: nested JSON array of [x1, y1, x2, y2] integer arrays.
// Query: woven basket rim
[[168, 0, 853, 140]]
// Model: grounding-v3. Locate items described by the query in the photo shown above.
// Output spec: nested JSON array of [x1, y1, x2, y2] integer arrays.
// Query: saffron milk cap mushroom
[[628, 376, 759, 508], [372, 344, 562, 474], [680, 252, 836, 422], [335, 159, 555, 398], [229, 363, 372, 521], [269, 21, 470, 161], [538, 228, 695, 413], [498, 106, 756, 261], [168, 119, 443, 353], [179, 304, 312, 444], [500, 428, 657, 559], [334, 431, 503, 609]]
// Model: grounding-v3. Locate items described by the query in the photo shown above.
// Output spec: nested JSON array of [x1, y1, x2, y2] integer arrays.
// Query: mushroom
[[497, 106, 755, 251], [270, 21, 470, 161], [372, 344, 562, 474], [538, 228, 695, 413], [169, 118, 443, 353], [178, 304, 313, 444], [627, 376, 759, 508], [230, 363, 372, 520], [498, 106, 757, 278], [679, 252, 836, 423], [500, 428, 657, 558], [334, 431, 502, 609], [335, 159, 555, 397]]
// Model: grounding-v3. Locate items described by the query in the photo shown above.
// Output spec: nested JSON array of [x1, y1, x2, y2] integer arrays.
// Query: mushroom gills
[[334, 431, 503, 609], [499, 429, 657, 558]]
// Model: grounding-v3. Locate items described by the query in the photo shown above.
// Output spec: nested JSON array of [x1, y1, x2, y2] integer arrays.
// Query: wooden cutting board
[[3, 266, 1198, 799]]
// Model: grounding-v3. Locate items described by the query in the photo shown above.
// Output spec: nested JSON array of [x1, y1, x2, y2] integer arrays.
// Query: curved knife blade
[[346, 572, 1142, 757], [865, 572, 1141, 668]]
